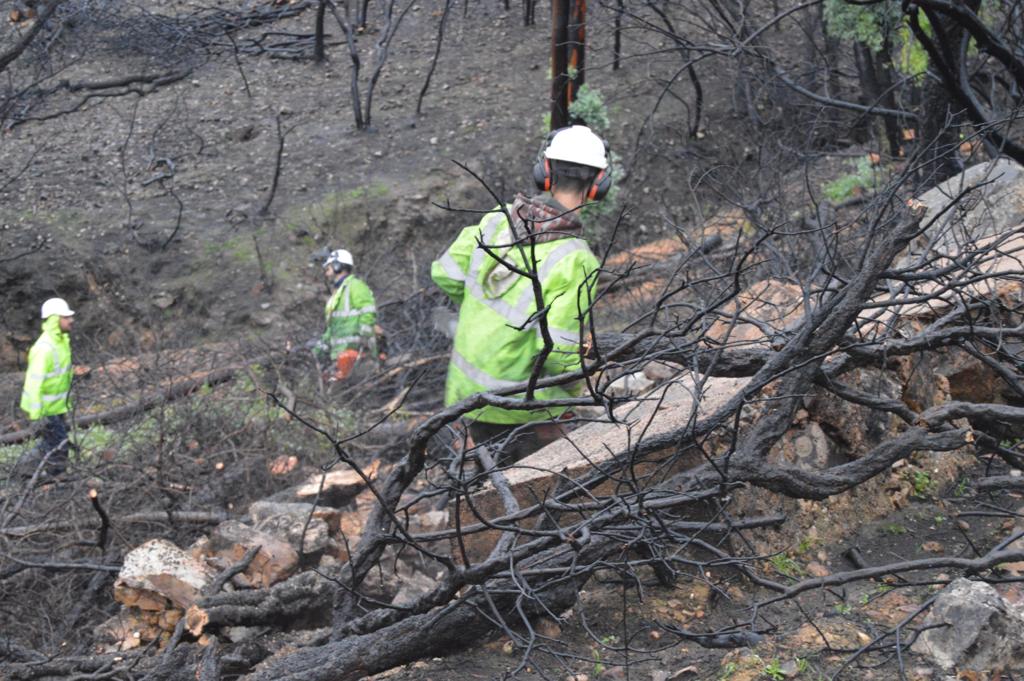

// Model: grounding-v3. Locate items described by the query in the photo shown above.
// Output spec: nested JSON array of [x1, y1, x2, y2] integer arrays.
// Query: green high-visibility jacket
[[431, 206, 599, 424], [20, 316, 73, 421], [322, 275, 377, 360]]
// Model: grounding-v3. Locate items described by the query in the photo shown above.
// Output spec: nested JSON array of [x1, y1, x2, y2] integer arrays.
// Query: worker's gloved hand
[[334, 349, 361, 381]]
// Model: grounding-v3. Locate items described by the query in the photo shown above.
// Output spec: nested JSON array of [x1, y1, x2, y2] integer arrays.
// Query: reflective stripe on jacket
[[20, 316, 72, 420], [430, 206, 599, 425], [322, 275, 377, 360]]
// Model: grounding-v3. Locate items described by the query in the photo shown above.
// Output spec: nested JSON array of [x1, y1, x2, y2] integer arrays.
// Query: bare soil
[[0, 0, 743, 387]]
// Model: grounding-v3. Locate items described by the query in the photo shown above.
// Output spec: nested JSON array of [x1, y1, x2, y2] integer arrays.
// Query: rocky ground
[[343, 464, 1024, 681]]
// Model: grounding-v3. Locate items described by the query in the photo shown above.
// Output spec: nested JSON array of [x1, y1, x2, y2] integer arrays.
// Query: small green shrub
[[763, 659, 786, 680], [568, 84, 610, 133], [909, 469, 934, 498], [823, 155, 879, 202], [769, 554, 805, 579]]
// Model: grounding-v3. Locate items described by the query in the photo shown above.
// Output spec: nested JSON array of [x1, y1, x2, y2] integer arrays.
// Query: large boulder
[[912, 158, 1024, 253], [248, 500, 332, 555], [205, 520, 299, 588], [912, 578, 1024, 673], [114, 538, 217, 611]]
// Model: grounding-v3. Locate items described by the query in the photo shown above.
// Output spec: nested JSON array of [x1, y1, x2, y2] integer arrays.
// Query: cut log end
[[186, 605, 209, 637]]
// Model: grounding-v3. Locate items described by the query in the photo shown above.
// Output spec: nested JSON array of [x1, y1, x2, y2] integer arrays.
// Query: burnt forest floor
[[0, 1, 981, 677], [372, 459, 1024, 681]]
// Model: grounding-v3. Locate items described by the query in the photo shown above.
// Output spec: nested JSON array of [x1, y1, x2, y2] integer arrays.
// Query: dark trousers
[[20, 415, 69, 477], [468, 420, 566, 468]]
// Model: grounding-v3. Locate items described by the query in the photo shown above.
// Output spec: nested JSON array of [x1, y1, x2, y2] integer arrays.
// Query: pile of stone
[[94, 462, 420, 651]]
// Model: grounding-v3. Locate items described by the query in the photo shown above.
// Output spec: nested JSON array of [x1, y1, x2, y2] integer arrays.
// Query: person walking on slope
[[19, 297, 76, 477], [318, 248, 384, 381], [431, 124, 611, 466]]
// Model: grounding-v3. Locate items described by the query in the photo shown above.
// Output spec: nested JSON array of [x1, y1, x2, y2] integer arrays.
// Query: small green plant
[[568, 84, 610, 133], [0, 440, 34, 466], [954, 476, 969, 497], [883, 522, 907, 535], [763, 658, 786, 680], [910, 469, 935, 498], [719, 661, 739, 681], [592, 648, 604, 676], [796, 657, 809, 673], [834, 602, 853, 615], [591, 635, 618, 676], [823, 0, 901, 52], [796, 536, 817, 555], [934, 514, 946, 525], [769, 554, 805, 579], [859, 583, 895, 606], [823, 155, 880, 202]]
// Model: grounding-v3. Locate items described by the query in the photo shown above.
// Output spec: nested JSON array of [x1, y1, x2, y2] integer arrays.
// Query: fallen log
[[184, 570, 329, 637], [243, 576, 581, 681], [595, 331, 770, 377], [266, 460, 381, 508], [976, 475, 1024, 492], [0, 510, 228, 537]]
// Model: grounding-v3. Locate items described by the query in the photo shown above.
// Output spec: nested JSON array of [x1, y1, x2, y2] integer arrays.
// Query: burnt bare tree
[[328, 0, 414, 130]]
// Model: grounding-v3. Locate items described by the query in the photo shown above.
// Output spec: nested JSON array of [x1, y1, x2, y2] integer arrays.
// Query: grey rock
[[606, 372, 654, 398], [643, 360, 683, 383], [431, 306, 457, 339], [911, 578, 1024, 672], [207, 520, 299, 587], [248, 501, 330, 555], [391, 568, 439, 607], [911, 159, 1024, 255], [806, 367, 902, 458], [770, 421, 845, 470]]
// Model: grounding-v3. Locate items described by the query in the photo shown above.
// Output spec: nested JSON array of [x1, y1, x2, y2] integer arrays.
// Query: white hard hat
[[544, 125, 608, 170], [41, 298, 74, 319], [323, 248, 354, 270]]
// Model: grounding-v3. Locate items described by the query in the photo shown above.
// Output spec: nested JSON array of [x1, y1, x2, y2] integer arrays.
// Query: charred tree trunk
[[613, 0, 623, 70], [913, 11, 970, 184], [550, 0, 585, 129], [247, 566, 584, 680], [314, 0, 328, 62], [523, 0, 536, 26], [852, 42, 901, 156], [416, 0, 452, 115]]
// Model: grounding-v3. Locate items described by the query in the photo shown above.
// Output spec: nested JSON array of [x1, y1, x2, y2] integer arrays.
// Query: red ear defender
[[543, 159, 552, 192], [588, 169, 606, 200]]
